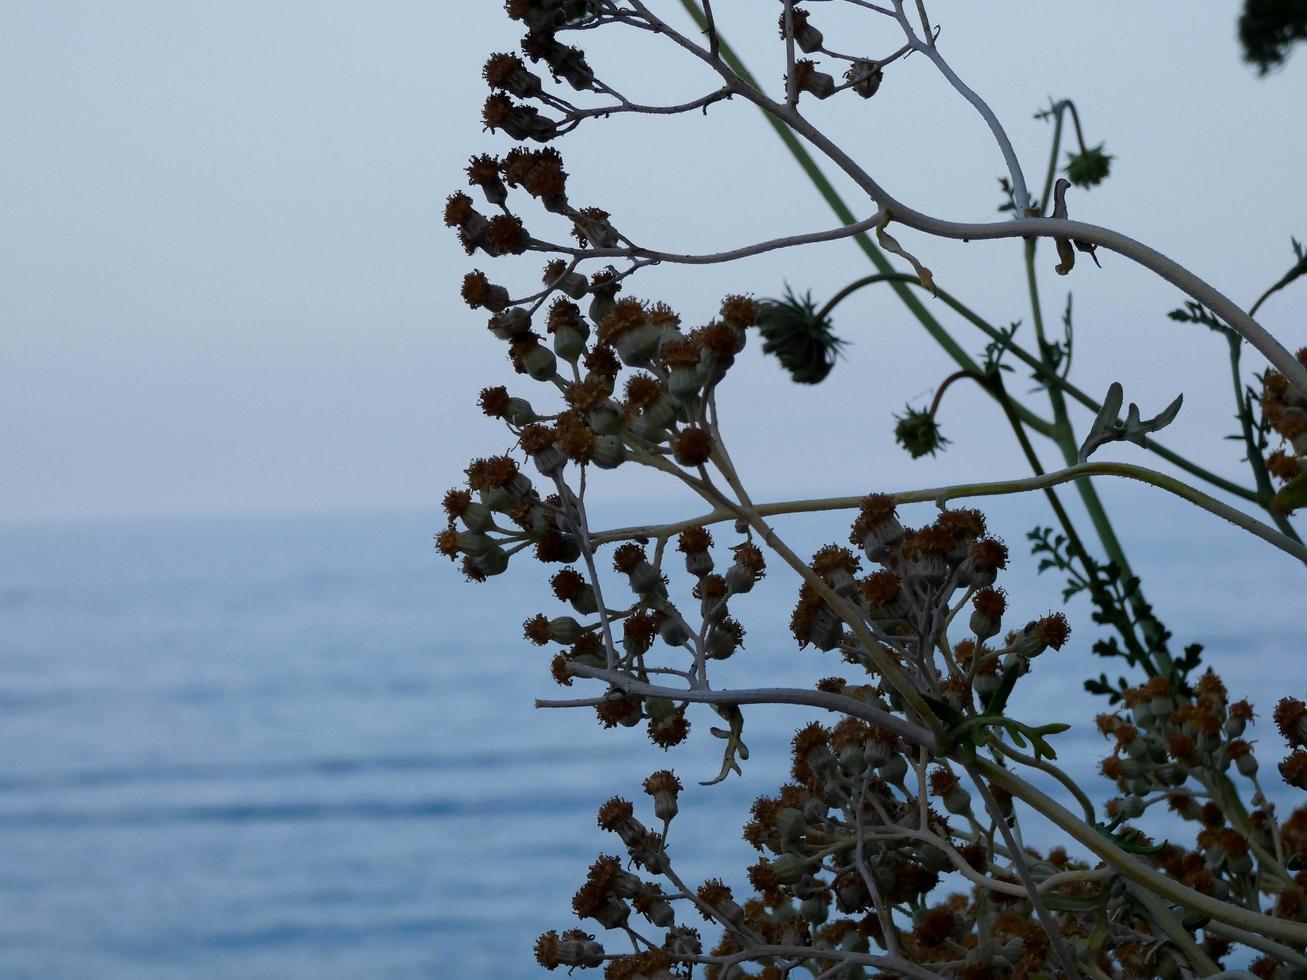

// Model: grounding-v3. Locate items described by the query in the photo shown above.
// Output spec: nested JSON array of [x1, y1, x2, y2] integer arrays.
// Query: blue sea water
[[0, 503, 1301, 977]]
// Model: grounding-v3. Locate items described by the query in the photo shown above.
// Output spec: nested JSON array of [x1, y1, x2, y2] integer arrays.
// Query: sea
[[0, 501, 1301, 977]]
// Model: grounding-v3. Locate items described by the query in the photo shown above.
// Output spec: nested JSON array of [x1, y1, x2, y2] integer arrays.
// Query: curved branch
[[594, 460, 1307, 564], [778, 103, 1307, 399], [529, 209, 883, 265], [552, 663, 939, 749], [891, 2, 1030, 215], [564, 85, 733, 120]]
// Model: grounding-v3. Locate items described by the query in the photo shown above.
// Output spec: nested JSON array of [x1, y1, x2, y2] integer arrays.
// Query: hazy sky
[[2, 2, 1305, 525]]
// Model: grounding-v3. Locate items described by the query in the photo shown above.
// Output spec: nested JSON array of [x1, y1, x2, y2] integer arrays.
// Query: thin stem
[[532, 207, 883, 265], [855, 775, 902, 958], [812, 269, 1258, 501], [1205, 919, 1307, 971], [992, 740, 1095, 825], [558, 663, 938, 749], [700, 0, 720, 59], [595, 461, 1307, 564], [1023, 239, 1174, 674], [1124, 882, 1220, 976], [555, 474, 620, 669], [892, 1, 1029, 215], [968, 769, 1082, 979]]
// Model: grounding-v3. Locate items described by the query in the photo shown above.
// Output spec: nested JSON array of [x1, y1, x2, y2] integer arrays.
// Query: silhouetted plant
[[440, 3, 1307, 976]]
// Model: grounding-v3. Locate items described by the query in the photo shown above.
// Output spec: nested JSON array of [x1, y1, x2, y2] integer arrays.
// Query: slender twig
[[891, 0, 1029, 215], [1125, 882, 1220, 976], [529, 209, 884, 265], [700, 0, 720, 59], [555, 663, 939, 749], [562, 86, 733, 121], [784, 0, 798, 107], [967, 768, 1083, 979]]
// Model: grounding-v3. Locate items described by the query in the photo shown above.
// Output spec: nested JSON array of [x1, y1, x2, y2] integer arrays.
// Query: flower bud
[[894, 406, 948, 459], [846, 60, 883, 98], [634, 888, 675, 928], [643, 770, 681, 826], [664, 926, 701, 959], [1228, 850, 1253, 876], [850, 494, 904, 561], [879, 753, 907, 784], [774, 807, 808, 842], [1117, 794, 1145, 819], [469, 546, 509, 578], [705, 619, 743, 660], [973, 665, 1002, 703], [779, 8, 824, 54], [942, 785, 972, 816], [586, 400, 624, 435], [535, 930, 605, 970], [532, 444, 568, 478], [628, 561, 661, 594], [771, 853, 809, 885], [684, 550, 713, 578], [462, 271, 511, 312], [667, 362, 705, 404], [697, 880, 744, 928], [914, 844, 950, 873], [863, 734, 894, 770], [458, 501, 494, 533], [589, 291, 617, 327], [519, 343, 558, 381], [590, 434, 625, 469], [553, 271, 588, 300], [552, 325, 587, 362], [793, 60, 836, 99], [835, 745, 863, 778], [657, 611, 691, 647], [969, 587, 1006, 641], [488, 307, 533, 340], [809, 605, 844, 652]]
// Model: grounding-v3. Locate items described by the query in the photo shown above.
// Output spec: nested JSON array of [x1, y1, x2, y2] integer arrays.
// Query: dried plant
[[438, 2, 1307, 977]]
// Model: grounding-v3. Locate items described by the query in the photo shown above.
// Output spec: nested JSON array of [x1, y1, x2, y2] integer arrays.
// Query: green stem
[[818, 271, 1255, 500], [1038, 104, 1066, 215], [983, 371, 1155, 669], [1037, 100, 1090, 216], [1023, 238, 1175, 675]]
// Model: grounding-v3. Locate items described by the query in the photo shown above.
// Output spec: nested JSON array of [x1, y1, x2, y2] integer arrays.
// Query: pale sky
[[2, 1, 1304, 525]]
